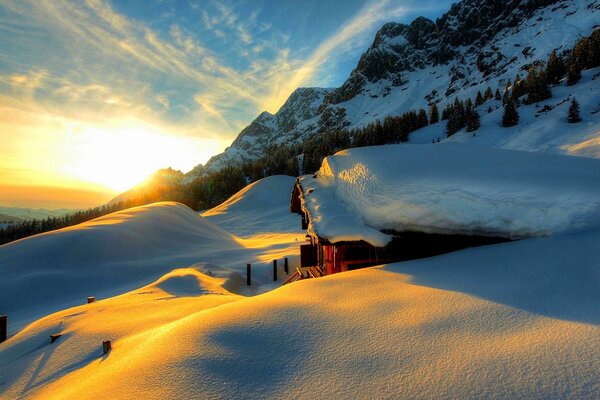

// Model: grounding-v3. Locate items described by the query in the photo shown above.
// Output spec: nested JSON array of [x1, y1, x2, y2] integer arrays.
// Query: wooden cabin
[[291, 178, 509, 276]]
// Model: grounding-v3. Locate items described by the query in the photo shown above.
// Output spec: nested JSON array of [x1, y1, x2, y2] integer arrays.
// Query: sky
[[0, 0, 452, 209]]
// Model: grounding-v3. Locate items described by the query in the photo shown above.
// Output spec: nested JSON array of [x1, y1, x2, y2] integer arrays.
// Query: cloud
[[1, 0, 411, 167], [261, 0, 408, 111]]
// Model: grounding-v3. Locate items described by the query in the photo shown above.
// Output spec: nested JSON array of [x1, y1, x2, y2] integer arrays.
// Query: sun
[[61, 121, 214, 193]]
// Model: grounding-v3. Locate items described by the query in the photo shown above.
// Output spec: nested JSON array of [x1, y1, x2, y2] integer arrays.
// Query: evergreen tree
[[545, 50, 566, 84], [446, 98, 465, 137], [568, 98, 582, 123], [502, 97, 519, 127], [494, 88, 501, 100], [465, 100, 480, 133], [484, 86, 493, 100], [475, 91, 484, 106], [566, 61, 582, 86], [524, 67, 551, 103], [417, 109, 429, 128], [429, 103, 440, 124]]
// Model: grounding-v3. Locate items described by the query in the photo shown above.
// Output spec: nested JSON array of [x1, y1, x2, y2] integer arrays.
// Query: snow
[[1, 228, 598, 399], [194, 0, 600, 177], [202, 175, 302, 237], [0, 199, 304, 333], [299, 143, 600, 246], [1, 3, 600, 397]]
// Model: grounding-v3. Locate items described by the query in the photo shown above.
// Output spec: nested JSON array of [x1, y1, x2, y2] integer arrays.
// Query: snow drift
[[0, 200, 302, 332], [299, 144, 600, 246], [202, 175, 302, 237], [1, 229, 598, 399]]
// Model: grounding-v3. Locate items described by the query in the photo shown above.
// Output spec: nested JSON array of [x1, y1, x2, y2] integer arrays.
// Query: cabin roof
[[293, 144, 600, 247]]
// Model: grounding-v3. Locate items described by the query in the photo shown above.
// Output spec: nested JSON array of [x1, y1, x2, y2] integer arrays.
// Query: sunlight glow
[[61, 122, 214, 192]]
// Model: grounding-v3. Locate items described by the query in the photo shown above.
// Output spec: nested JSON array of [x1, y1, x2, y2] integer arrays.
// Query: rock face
[[191, 0, 597, 177], [202, 87, 331, 173]]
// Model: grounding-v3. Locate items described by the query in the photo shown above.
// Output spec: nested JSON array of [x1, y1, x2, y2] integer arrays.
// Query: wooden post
[[87, 296, 95, 304], [50, 333, 62, 343], [102, 340, 111, 355], [284, 258, 289, 274], [246, 264, 251, 286], [273, 259, 278, 281], [0, 315, 7, 343]]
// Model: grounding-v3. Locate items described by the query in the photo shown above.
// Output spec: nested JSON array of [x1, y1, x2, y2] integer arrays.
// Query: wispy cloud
[[262, 0, 408, 111], [0, 0, 422, 205]]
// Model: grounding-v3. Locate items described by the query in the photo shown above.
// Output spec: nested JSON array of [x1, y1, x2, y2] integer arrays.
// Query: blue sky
[[0, 0, 452, 208]]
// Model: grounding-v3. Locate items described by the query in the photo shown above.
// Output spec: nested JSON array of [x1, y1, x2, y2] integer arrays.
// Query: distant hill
[[0, 206, 74, 221], [0, 213, 22, 223]]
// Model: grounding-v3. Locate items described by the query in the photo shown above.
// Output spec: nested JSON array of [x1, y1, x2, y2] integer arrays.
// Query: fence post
[[284, 258, 289, 274], [87, 296, 95, 304], [0, 315, 6, 343], [273, 260, 278, 281], [246, 263, 251, 286], [102, 340, 112, 355], [50, 333, 62, 343]]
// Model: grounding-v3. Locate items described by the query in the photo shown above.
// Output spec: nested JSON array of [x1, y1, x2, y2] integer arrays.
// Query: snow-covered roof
[[298, 144, 600, 247]]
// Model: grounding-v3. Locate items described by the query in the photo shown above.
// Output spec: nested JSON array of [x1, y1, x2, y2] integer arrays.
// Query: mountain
[[0, 206, 74, 221], [0, 214, 22, 223], [200, 87, 332, 174], [188, 0, 599, 178]]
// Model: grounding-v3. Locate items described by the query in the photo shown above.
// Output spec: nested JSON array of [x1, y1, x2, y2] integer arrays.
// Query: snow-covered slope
[[200, 87, 332, 174], [408, 67, 600, 158], [189, 0, 600, 178], [202, 175, 302, 237], [0, 201, 303, 331], [299, 143, 600, 246], [2, 229, 598, 399]]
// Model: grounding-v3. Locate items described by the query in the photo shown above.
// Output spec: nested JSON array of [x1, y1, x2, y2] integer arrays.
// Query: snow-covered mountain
[[192, 0, 599, 177], [201, 87, 332, 173]]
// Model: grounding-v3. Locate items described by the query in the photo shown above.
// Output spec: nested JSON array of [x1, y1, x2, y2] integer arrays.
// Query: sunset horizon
[[1, 0, 450, 209]]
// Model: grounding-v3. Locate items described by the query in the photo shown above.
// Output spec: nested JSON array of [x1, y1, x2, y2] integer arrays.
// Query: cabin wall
[[308, 232, 511, 276]]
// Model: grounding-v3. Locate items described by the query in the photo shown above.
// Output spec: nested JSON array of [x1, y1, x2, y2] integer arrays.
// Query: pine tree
[[475, 91, 484, 106], [466, 100, 480, 133], [568, 98, 582, 123], [566, 61, 582, 86], [524, 67, 551, 103], [429, 103, 439, 124], [494, 88, 501, 100], [484, 86, 493, 100], [417, 109, 429, 128], [502, 97, 519, 127], [446, 98, 466, 137], [441, 103, 452, 120], [545, 50, 566, 84]]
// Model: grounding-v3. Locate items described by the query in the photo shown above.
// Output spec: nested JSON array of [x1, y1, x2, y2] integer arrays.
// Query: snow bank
[[300, 144, 600, 246], [0, 202, 302, 331], [202, 175, 302, 237], [2, 229, 598, 399]]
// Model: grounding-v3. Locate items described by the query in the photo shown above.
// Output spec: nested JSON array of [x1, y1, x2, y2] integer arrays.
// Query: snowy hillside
[[189, 0, 600, 177], [1, 228, 598, 399], [202, 175, 302, 237], [409, 67, 600, 158], [0, 200, 303, 332]]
